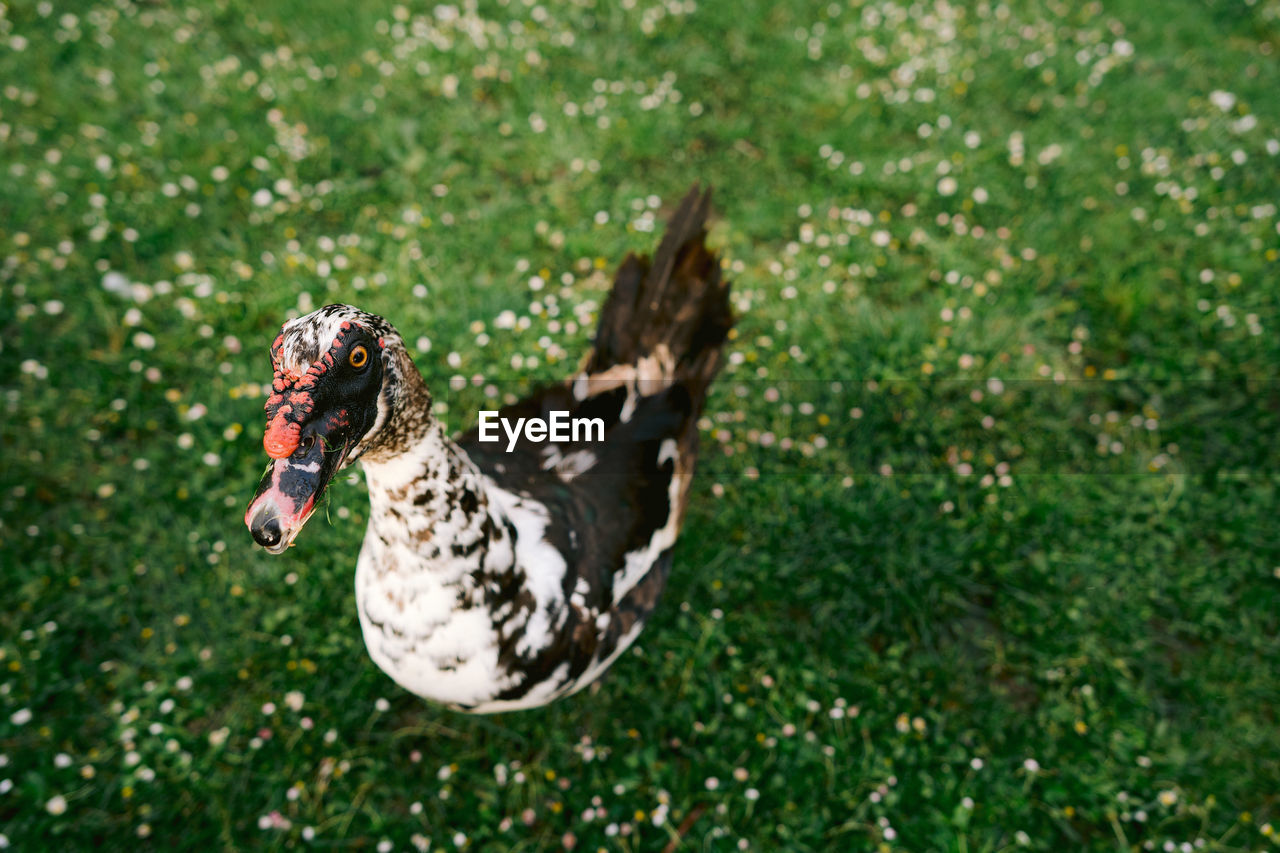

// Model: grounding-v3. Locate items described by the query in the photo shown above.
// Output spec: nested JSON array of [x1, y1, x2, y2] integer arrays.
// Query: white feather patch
[[484, 481, 568, 657], [612, 439, 682, 605], [355, 538, 515, 707], [541, 447, 598, 482]]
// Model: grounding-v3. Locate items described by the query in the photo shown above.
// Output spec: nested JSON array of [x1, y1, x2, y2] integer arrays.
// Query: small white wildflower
[[1209, 90, 1236, 112], [102, 271, 131, 297]]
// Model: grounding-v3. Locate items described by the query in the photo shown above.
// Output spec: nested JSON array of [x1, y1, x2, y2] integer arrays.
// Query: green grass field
[[3, 0, 1279, 849]]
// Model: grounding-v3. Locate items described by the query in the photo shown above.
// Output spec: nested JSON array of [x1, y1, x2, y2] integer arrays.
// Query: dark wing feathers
[[460, 387, 688, 693], [585, 184, 733, 388], [456, 183, 732, 689]]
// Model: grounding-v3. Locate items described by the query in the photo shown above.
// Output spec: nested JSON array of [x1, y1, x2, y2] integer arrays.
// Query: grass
[[2, 0, 1279, 849]]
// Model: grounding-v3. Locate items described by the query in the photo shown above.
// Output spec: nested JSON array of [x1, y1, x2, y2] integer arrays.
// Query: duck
[[244, 186, 733, 712]]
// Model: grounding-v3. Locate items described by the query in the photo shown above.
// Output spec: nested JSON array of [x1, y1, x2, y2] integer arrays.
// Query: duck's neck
[[351, 348, 511, 590], [360, 414, 495, 557]]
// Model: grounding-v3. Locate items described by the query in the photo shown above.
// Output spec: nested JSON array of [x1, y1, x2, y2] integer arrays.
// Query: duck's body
[[246, 188, 732, 711]]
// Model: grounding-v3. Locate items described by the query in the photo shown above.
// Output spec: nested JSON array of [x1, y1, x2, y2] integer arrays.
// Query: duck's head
[[245, 304, 418, 554]]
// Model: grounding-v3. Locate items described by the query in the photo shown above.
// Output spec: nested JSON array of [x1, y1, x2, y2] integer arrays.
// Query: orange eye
[[349, 345, 368, 369]]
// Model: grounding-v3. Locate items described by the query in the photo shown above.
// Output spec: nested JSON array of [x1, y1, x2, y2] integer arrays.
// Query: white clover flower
[[1209, 90, 1236, 112]]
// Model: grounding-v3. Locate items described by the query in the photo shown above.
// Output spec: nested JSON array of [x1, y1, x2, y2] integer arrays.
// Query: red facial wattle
[[260, 327, 355, 459]]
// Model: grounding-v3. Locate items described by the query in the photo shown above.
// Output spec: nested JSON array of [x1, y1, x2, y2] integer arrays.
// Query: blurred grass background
[[1, 0, 1279, 849]]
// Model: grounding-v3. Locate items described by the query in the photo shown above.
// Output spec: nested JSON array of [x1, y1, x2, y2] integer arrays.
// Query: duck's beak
[[244, 429, 348, 554]]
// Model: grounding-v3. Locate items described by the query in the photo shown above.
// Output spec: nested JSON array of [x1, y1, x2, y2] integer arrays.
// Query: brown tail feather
[[585, 184, 734, 393]]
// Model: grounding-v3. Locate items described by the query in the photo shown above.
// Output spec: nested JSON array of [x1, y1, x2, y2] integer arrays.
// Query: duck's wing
[[454, 380, 692, 702], [457, 378, 694, 603], [460, 182, 732, 609], [452, 185, 733, 698]]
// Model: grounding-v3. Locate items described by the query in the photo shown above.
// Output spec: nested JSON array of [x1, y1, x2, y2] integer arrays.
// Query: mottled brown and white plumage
[[245, 186, 733, 711]]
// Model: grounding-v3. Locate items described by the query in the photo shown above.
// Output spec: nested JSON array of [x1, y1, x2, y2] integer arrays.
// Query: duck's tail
[[583, 184, 734, 402]]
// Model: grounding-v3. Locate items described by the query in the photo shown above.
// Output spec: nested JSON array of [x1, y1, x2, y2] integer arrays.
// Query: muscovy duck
[[244, 186, 733, 712]]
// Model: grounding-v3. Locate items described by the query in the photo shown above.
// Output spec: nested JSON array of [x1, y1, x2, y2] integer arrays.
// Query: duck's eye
[[349, 345, 369, 370]]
